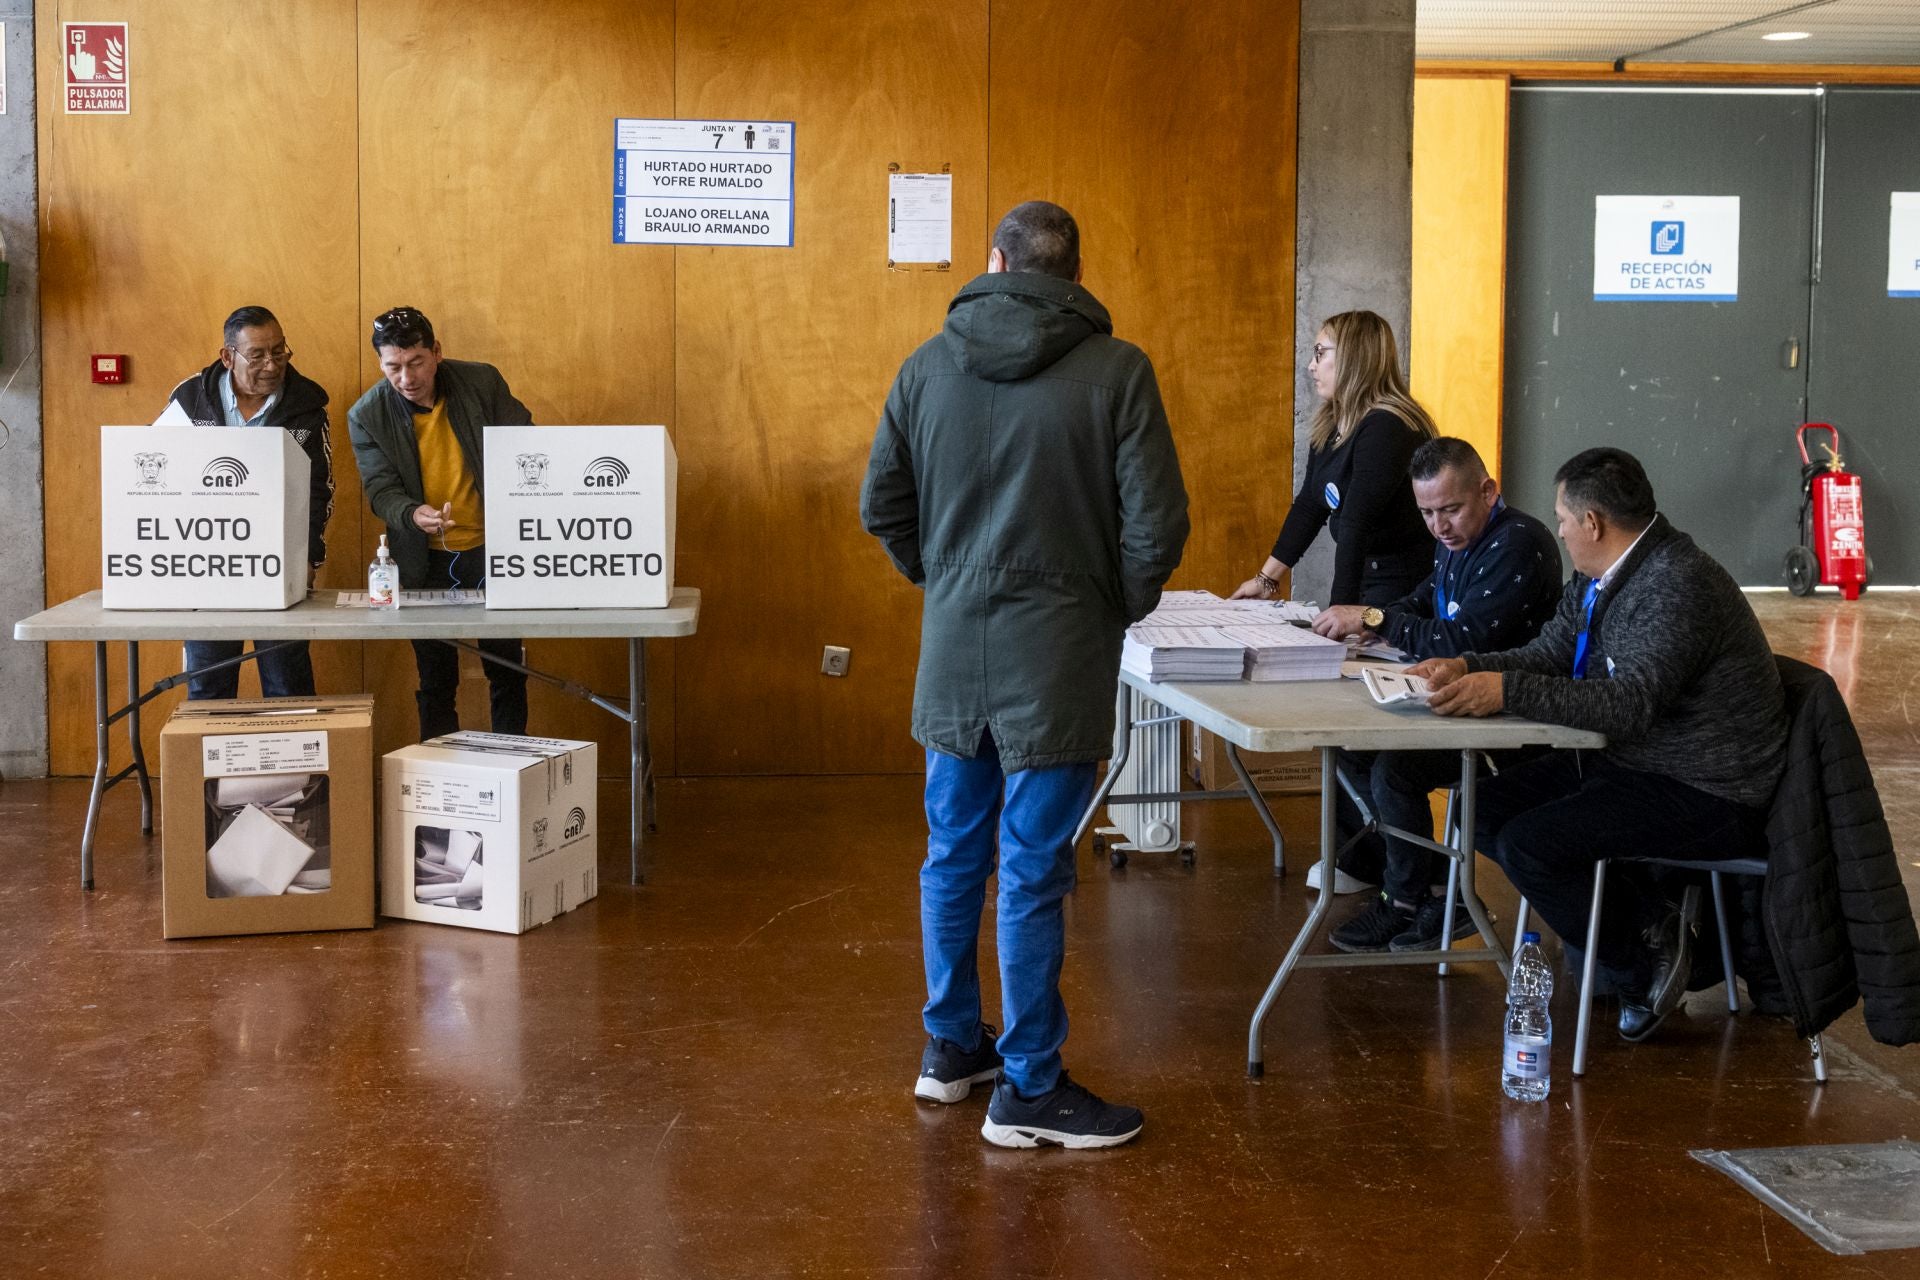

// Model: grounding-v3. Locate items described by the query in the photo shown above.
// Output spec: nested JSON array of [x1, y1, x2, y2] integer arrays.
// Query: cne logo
[[134, 452, 169, 486], [582, 456, 630, 488], [563, 805, 587, 840], [202, 457, 250, 487]]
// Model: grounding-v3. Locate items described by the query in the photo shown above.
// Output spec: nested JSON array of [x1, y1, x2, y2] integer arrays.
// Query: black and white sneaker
[[914, 1024, 1002, 1103], [1329, 894, 1416, 954], [980, 1073, 1143, 1149], [1388, 893, 1481, 952]]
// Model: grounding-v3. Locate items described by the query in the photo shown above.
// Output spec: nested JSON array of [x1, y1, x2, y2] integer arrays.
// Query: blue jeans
[[921, 731, 1095, 1096], [184, 640, 316, 700]]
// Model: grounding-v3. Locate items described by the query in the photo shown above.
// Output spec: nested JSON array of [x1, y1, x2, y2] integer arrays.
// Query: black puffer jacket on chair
[[1750, 656, 1920, 1044]]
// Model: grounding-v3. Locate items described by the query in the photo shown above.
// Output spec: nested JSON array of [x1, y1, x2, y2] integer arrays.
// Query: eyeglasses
[[1311, 343, 1336, 362], [230, 345, 293, 367]]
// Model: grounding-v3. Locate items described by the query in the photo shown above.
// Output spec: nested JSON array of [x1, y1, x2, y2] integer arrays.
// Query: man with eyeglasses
[[165, 304, 334, 699], [347, 306, 532, 740]]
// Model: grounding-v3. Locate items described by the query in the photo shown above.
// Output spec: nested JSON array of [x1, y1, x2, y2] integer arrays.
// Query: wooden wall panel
[[987, 0, 1299, 605], [1411, 74, 1508, 473], [671, 0, 989, 774], [356, 1, 678, 767], [37, 0, 361, 776], [38, 1, 1303, 780]]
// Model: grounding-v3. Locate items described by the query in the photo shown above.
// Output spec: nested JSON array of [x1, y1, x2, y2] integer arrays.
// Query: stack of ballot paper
[[1217, 624, 1347, 682], [1139, 590, 1320, 628], [1122, 626, 1248, 682]]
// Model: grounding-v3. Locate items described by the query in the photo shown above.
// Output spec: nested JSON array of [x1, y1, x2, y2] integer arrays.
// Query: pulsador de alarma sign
[[483, 426, 677, 610], [100, 427, 310, 610], [1593, 195, 1740, 302]]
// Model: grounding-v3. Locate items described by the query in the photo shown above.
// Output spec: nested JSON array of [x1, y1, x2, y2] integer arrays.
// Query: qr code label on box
[[399, 771, 503, 823], [202, 732, 330, 777]]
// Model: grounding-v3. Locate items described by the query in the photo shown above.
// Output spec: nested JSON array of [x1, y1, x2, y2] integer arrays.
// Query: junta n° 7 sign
[[64, 22, 128, 115]]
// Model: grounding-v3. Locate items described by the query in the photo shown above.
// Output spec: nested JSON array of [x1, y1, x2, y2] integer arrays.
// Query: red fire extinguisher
[[1786, 422, 1869, 601]]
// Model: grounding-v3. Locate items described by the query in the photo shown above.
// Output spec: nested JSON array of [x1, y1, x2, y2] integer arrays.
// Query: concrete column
[[0, 8, 44, 778], [1290, 0, 1414, 606]]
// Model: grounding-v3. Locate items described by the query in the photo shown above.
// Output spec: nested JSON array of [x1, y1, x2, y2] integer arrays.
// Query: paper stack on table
[[1217, 624, 1347, 682], [1122, 626, 1248, 682], [1140, 590, 1319, 628]]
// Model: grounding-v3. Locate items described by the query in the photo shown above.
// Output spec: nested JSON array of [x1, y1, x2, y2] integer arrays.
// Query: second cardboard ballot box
[[101, 425, 311, 610], [481, 424, 677, 609], [382, 732, 598, 934], [159, 696, 375, 939]]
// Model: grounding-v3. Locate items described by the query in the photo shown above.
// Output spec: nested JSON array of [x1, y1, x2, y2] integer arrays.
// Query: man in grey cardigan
[[1411, 447, 1786, 1043], [862, 201, 1189, 1148]]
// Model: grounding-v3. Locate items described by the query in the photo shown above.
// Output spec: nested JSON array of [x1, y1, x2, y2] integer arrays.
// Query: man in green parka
[[861, 201, 1189, 1149]]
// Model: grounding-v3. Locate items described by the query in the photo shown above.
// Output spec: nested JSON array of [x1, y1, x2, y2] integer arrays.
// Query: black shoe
[[1388, 893, 1481, 952], [1620, 887, 1700, 1043], [1330, 894, 1417, 954], [981, 1073, 1143, 1149], [1645, 885, 1702, 1017], [1618, 993, 1668, 1042], [915, 1023, 1002, 1103]]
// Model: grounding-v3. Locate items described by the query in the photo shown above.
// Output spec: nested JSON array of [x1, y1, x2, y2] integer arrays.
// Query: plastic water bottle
[[1503, 931, 1553, 1102], [367, 534, 399, 610]]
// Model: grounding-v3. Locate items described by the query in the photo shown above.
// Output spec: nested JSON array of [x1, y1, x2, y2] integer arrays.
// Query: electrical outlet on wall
[[821, 645, 851, 677]]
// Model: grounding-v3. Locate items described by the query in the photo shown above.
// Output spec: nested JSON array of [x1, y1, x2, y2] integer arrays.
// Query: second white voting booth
[[100, 425, 311, 610], [482, 425, 677, 609]]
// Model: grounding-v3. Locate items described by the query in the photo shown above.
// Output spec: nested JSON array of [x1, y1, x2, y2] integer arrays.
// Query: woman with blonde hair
[[1231, 310, 1437, 607]]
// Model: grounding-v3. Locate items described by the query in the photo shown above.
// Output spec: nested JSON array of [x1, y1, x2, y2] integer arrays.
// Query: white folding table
[[12, 589, 701, 890], [1077, 669, 1603, 1076]]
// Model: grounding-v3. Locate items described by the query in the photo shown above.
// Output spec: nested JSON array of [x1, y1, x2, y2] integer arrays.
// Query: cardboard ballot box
[[1188, 725, 1319, 796], [101, 425, 311, 610], [482, 425, 677, 609], [382, 732, 598, 935], [159, 696, 375, 939]]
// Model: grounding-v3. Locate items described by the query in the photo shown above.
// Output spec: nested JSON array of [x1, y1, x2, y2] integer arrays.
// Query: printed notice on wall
[[1889, 193, 1920, 298], [614, 118, 794, 247], [1593, 195, 1739, 302], [63, 21, 128, 114], [888, 171, 953, 269]]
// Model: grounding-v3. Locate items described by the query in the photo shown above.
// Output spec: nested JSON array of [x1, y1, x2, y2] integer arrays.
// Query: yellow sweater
[[412, 399, 484, 551]]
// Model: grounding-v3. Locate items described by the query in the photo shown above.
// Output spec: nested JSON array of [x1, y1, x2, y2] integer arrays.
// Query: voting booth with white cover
[[482, 425, 677, 609], [382, 732, 598, 935], [100, 425, 310, 610]]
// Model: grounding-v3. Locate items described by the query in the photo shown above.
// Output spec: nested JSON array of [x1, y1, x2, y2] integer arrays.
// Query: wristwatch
[[1361, 607, 1385, 629]]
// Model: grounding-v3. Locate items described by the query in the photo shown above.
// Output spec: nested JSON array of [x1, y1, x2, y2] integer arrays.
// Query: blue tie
[[1571, 581, 1600, 679]]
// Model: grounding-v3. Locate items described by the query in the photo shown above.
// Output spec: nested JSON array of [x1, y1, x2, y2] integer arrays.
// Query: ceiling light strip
[[1611, 0, 1838, 69]]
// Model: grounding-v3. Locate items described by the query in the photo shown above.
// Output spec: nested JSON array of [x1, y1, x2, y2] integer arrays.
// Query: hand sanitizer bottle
[[368, 534, 399, 610]]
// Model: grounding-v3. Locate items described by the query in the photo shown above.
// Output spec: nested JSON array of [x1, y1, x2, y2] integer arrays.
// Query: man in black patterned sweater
[[1410, 447, 1787, 1043], [1312, 437, 1563, 954]]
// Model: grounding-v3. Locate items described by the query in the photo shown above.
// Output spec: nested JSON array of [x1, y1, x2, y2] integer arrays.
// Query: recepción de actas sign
[[1593, 195, 1740, 302]]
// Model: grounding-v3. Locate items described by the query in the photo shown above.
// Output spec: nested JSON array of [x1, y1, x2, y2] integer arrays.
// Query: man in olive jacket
[[347, 306, 533, 740], [861, 201, 1189, 1150]]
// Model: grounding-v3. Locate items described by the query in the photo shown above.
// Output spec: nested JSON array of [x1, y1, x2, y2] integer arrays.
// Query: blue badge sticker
[[1324, 481, 1342, 510], [1445, 600, 1461, 618]]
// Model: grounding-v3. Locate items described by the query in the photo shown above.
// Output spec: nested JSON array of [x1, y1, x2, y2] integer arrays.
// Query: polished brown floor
[[3, 593, 1919, 1278]]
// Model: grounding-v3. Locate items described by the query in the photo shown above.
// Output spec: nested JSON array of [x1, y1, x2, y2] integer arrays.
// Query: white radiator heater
[[1097, 686, 1187, 865]]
